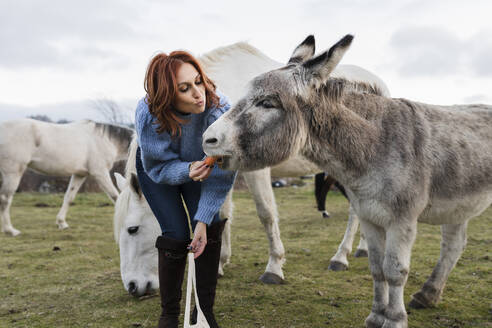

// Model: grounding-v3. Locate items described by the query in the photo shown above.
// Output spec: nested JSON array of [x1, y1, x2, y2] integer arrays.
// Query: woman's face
[[174, 62, 206, 114]]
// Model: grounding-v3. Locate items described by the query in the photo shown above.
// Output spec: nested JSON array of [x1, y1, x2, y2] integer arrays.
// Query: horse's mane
[[199, 42, 271, 69], [93, 122, 134, 151], [125, 135, 138, 178], [113, 134, 138, 243]]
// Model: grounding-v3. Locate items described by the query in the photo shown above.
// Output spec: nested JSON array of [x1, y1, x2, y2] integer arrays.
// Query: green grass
[[1, 184, 491, 327]]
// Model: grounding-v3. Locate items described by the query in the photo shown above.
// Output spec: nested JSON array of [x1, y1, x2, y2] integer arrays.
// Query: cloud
[[389, 26, 492, 77], [0, 0, 141, 69]]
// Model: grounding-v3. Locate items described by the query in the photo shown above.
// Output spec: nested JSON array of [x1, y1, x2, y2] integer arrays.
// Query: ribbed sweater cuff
[[193, 206, 217, 225], [169, 161, 192, 185]]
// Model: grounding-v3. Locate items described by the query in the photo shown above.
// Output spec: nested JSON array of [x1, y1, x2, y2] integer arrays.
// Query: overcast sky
[[1, 0, 491, 123]]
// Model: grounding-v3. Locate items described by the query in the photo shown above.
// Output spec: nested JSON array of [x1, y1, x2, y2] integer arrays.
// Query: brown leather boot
[[191, 219, 227, 328], [155, 236, 189, 328]]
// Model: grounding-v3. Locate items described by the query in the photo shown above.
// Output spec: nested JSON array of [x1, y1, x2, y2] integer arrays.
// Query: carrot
[[204, 156, 219, 166]]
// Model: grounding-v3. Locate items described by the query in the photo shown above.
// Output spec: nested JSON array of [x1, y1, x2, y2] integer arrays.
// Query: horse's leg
[[359, 219, 388, 328], [381, 221, 417, 328], [328, 204, 359, 271], [409, 222, 468, 309], [243, 169, 285, 284], [218, 189, 233, 277], [0, 171, 24, 236], [354, 229, 369, 258], [314, 173, 333, 218], [55, 174, 87, 229], [92, 170, 119, 203]]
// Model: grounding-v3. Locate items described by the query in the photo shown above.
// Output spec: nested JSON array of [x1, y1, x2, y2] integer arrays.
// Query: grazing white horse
[[112, 41, 389, 296], [202, 34, 492, 328], [0, 119, 133, 235]]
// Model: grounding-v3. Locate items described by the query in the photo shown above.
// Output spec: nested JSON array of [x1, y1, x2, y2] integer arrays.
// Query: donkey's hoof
[[408, 298, 426, 309], [382, 319, 407, 328], [322, 211, 330, 218], [365, 311, 385, 328], [409, 290, 437, 309], [259, 272, 284, 284], [354, 249, 368, 258], [328, 261, 348, 271]]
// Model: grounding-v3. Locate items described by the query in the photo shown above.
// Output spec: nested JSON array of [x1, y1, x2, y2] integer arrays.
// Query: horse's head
[[114, 172, 160, 297], [203, 34, 354, 171]]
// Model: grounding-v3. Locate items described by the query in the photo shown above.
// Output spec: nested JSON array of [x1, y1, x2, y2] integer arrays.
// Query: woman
[[134, 50, 236, 328]]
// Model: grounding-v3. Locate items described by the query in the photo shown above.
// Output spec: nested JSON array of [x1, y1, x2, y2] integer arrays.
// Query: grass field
[[1, 183, 491, 327]]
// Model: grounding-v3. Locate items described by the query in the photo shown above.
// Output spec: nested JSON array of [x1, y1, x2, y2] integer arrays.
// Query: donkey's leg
[[409, 222, 468, 309], [243, 169, 286, 284], [329, 204, 359, 271], [0, 171, 24, 236], [354, 231, 369, 258], [381, 222, 417, 328], [360, 220, 388, 328], [56, 174, 87, 229], [92, 170, 119, 203], [218, 189, 233, 277]]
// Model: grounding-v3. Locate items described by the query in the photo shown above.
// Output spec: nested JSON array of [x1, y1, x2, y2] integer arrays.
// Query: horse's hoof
[[328, 261, 348, 271], [354, 249, 368, 258], [321, 211, 330, 218], [57, 222, 69, 230], [259, 272, 284, 284], [5, 228, 21, 237]]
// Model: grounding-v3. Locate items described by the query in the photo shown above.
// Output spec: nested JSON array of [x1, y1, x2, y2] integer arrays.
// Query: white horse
[[113, 41, 389, 296], [0, 119, 133, 235]]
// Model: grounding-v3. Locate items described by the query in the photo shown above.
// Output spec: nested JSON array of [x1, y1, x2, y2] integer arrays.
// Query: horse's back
[[0, 119, 40, 167], [200, 42, 282, 103], [0, 119, 98, 176], [333, 64, 391, 97]]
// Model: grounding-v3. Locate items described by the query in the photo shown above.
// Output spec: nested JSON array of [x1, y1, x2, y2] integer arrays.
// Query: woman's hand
[[190, 222, 207, 258], [189, 160, 213, 182]]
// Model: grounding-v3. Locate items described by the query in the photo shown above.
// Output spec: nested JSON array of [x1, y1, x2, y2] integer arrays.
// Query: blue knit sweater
[[135, 92, 236, 225]]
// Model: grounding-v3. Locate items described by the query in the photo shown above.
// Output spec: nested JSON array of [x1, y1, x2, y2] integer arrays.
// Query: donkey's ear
[[114, 172, 127, 192], [130, 173, 142, 198], [287, 35, 315, 64], [303, 34, 353, 85]]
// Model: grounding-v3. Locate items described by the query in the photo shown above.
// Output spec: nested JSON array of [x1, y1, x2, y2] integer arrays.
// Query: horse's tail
[[125, 133, 138, 178]]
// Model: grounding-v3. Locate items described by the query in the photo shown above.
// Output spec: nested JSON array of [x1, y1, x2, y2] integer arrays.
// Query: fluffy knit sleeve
[[135, 99, 192, 185], [193, 93, 237, 225]]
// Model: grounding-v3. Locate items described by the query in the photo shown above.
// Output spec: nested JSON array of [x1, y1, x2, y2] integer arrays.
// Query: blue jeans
[[135, 147, 220, 241]]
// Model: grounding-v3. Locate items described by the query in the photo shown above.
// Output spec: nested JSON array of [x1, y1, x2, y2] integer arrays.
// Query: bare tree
[[28, 114, 53, 122], [91, 98, 132, 125]]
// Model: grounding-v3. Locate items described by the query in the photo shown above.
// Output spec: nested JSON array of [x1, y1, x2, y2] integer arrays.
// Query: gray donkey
[[202, 35, 492, 328]]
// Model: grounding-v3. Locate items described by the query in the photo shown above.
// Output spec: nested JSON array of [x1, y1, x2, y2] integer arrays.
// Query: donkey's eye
[[257, 99, 275, 109], [127, 226, 139, 234]]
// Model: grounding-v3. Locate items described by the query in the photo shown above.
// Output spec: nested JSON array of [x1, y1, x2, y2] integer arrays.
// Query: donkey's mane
[[199, 42, 271, 69], [320, 78, 384, 103]]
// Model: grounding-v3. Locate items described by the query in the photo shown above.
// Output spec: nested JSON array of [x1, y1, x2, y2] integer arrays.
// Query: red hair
[[144, 50, 220, 137]]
